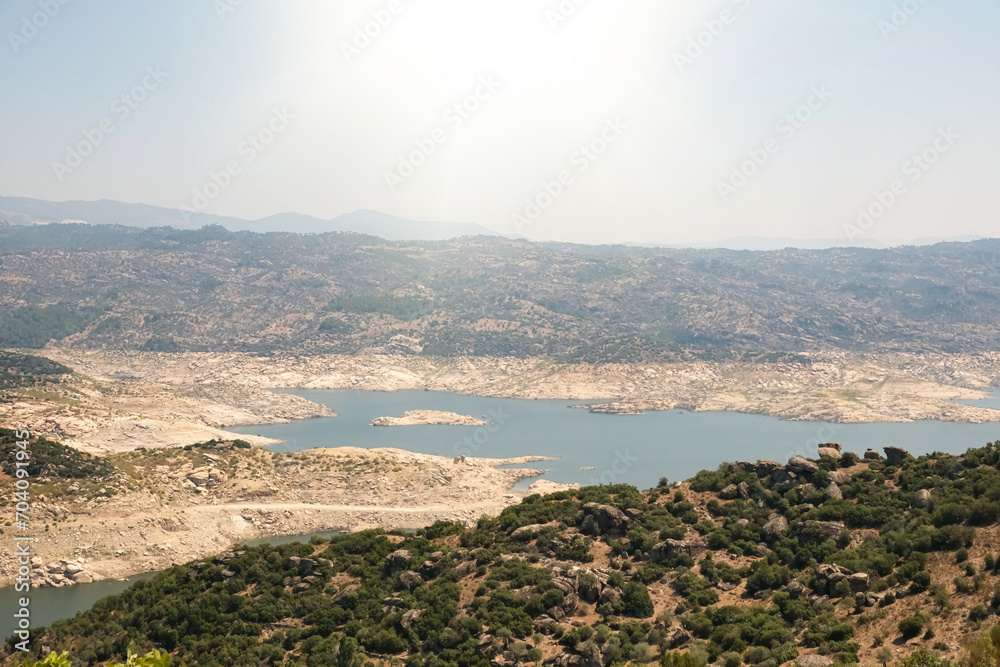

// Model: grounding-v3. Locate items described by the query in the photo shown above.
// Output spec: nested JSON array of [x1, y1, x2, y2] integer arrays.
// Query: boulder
[[399, 571, 423, 590], [561, 593, 580, 613], [824, 484, 843, 501], [816, 563, 852, 584], [552, 576, 578, 595], [187, 469, 210, 487], [787, 457, 819, 476], [863, 449, 883, 462], [785, 580, 806, 598], [753, 542, 770, 557], [511, 524, 547, 540], [456, 561, 477, 577], [818, 447, 841, 460], [582, 503, 629, 534], [913, 489, 932, 509], [884, 446, 910, 466], [847, 572, 870, 592], [534, 616, 558, 634], [386, 550, 412, 570], [829, 469, 856, 485], [669, 629, 691, 648], [477, 635, 496, 653], [553, 653, 582, 667], [207, 468, 228, 487], [762, 515, 789, 541], [651, 538, 706, 562], [755, 460, 783, 477], [771, 469, 797, 493], [599, 586, 623, 604], [720, 484, 739, 500], [797, 655, 835, 667], [333, 583, 360, 602], [737, 482, 751, 500], [801, 520, 847, 542], [819, 442, 842, 453], [401, 609, 423, 629]]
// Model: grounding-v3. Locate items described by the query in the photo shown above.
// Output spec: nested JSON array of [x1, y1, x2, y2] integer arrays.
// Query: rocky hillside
[[2, 223, 999, 361], [9, 440, 1000, 666]]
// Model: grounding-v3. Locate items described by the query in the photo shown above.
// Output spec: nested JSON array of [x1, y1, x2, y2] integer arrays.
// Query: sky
[[1, 0, 998, 246]]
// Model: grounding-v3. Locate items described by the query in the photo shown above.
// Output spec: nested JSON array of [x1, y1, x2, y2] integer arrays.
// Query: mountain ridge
[[0, 195, 498, 241]]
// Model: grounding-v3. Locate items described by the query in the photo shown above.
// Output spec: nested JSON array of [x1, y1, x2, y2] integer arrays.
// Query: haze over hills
[[0, 195, 498, 242], [0, 196, 988, 250], [1, 221, 999, 361]]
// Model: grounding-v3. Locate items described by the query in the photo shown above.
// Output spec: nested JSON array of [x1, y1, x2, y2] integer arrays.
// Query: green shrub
[[898, 614, 925, 639]]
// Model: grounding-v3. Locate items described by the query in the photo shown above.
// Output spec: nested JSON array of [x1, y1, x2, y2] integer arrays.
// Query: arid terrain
[[4, 349, 996, 459], [1, 346, 998, 593], [0, 440, 567, 589]]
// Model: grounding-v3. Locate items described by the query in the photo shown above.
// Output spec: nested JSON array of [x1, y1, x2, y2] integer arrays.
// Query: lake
[[6, 388, 997, 643], [228, 388, 1000, 491]]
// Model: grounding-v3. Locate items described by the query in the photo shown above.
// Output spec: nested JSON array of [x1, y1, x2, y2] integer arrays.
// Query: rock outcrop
[[884, 446, 910, 466]]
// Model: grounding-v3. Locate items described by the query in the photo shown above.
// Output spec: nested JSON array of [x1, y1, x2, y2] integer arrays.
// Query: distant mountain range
[[0, 196, 498, 242], [0, 195, 989, 249], [668, 235, 987, 251]]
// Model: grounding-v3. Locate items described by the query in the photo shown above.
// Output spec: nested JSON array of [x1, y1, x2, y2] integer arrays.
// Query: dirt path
[[189, 502, 458, 514]]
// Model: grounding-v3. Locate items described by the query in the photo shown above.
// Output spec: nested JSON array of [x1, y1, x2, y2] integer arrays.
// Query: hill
[[0, 352, 71, 394], [1, 223, 999, 361], [9, 441, 1000, 666], [0, 196, 496, 241]]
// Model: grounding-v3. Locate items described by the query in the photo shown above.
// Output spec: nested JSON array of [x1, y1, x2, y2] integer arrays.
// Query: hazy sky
[[1, 0, 997, 245]]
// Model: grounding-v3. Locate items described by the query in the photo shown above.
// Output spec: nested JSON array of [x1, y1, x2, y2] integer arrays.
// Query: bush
[[898, 614, 925, 639]]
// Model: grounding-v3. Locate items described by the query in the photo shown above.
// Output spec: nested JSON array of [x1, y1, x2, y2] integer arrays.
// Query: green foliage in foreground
[[23, 649, 170, 666], [11, 442, 1000, 666]]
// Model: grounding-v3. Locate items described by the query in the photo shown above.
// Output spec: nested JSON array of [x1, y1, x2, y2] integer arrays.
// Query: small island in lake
[[371, 410, 487, 427]]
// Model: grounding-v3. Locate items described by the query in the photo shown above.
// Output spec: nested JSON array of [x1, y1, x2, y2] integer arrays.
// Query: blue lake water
[[0, 572, 153, 644], [6, 388, 996, 642], [227, 388, 1000, 491]]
